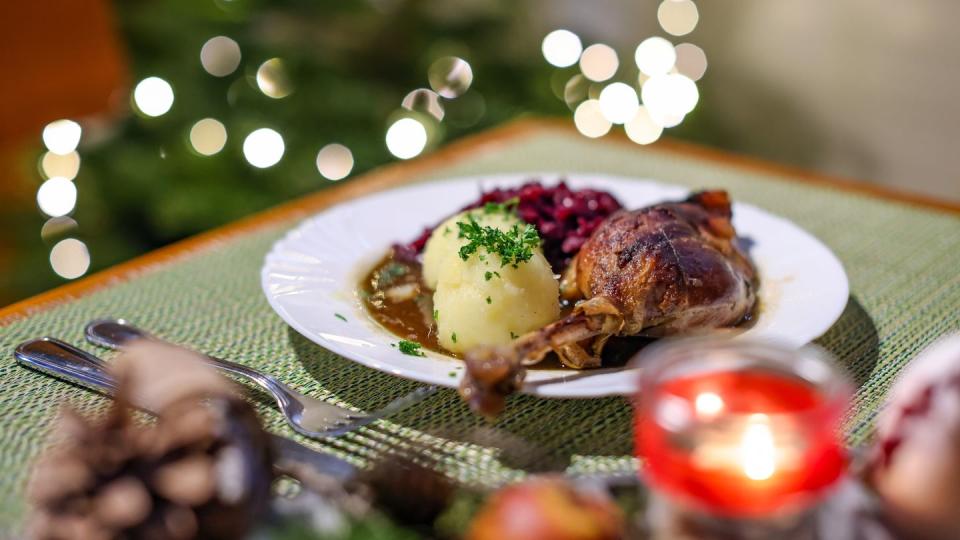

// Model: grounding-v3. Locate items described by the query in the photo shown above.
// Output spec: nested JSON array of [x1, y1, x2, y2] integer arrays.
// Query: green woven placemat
[[1, 129, 958, 533]]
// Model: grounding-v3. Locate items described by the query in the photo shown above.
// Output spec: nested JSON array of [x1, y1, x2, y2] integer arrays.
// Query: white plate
[[261, 174, 849, 397]]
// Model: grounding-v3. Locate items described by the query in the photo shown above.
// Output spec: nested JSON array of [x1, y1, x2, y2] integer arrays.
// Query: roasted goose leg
[[460, 190, 758, 416]]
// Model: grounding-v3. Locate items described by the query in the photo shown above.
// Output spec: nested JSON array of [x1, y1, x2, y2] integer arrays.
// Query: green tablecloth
[[1, 127, 958, 532]]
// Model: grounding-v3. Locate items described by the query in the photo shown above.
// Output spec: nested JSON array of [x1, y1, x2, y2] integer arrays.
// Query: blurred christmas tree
[[7, 0, 722, 304], [7, 0, 566, 302]]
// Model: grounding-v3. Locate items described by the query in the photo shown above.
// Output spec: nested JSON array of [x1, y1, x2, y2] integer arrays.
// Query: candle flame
[[740, 414, 776, 481], [694, 392, 724, 417]]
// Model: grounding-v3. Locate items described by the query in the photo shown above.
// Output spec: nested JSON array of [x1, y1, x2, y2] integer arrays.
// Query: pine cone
[[28, 341, 274, 540]]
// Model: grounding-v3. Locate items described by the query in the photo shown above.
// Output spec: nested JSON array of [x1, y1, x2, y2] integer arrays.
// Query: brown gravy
[[360, 253, 450, 355]]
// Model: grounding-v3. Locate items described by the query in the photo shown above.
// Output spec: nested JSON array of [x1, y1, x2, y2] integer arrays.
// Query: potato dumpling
[[433, 248, 559, 353], [422, 210, 522, 290]]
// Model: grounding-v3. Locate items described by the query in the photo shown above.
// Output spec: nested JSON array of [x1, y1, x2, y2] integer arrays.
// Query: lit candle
[[634, 339, 852, 519]]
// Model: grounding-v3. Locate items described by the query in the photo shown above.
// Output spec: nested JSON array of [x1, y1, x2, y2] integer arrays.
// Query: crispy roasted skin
[[460, 190, 758, 416], [573, 189, 756, 336]]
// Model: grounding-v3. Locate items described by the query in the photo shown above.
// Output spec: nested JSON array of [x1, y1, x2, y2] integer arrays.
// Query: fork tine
[[359, 423, 569, 487], [311, 384, 439, 437], [321, 425, 518, 490], [345, 424, 498, 484], [301, 393, 544, 488]]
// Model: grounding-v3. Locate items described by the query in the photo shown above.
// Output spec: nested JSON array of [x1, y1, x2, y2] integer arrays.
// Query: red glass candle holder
[[633, 338, 853, 520]]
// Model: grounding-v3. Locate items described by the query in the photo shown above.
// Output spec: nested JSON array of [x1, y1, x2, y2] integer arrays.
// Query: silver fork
[[83, 319, 437, 438]]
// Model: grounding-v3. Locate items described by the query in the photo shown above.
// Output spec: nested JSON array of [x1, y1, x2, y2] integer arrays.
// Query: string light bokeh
[[132, 77, 175, 117], [315, 144, 354, 181], [402, 89, 445, 122], [40, 151, 80, 180], [542, 30, 583, 68], [427, 57, 473, 99], [599, 82, 640, 125], [200, 36, 241, 77], [385, 55, 476, 160], [30, 21, 487, 282], [36, 117, 87, 279], [189, 118, 228, 156], [243, 128, 285, 168], [542, 0, 706, 145], [386, 118, 428, 159], [26, 0, 706, 286], [579, 44, 619, 82], [674, 43, 708, 81], [574, 100, 612, 138], [36, 177, 77, 218], [256, 58, 293, 99], [49, 238, 90, 279], [41, 120, 82, 155], [657, 0, 699, 37]]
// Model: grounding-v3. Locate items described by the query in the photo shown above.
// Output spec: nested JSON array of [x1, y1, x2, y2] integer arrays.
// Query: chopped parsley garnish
[[334, 313, 347, 322], [483, 197, 519, 215], [451, 332, 458, 343], [457, 214, 540, 268], [484, 270, 502, 281], [486, 296, 492, 304], [448, 371, 457, 378], [433, 309, 439, 321], [397, 340, 426, 357], [443, 226, 452, 236], [510, 331, 519, 339]]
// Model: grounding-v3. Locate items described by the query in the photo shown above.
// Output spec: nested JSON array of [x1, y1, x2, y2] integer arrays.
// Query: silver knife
[[14, 337, 358, 483]]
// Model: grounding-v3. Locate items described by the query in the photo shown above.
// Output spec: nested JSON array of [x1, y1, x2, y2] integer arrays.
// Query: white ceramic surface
[[261, 174, 849, 397]]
